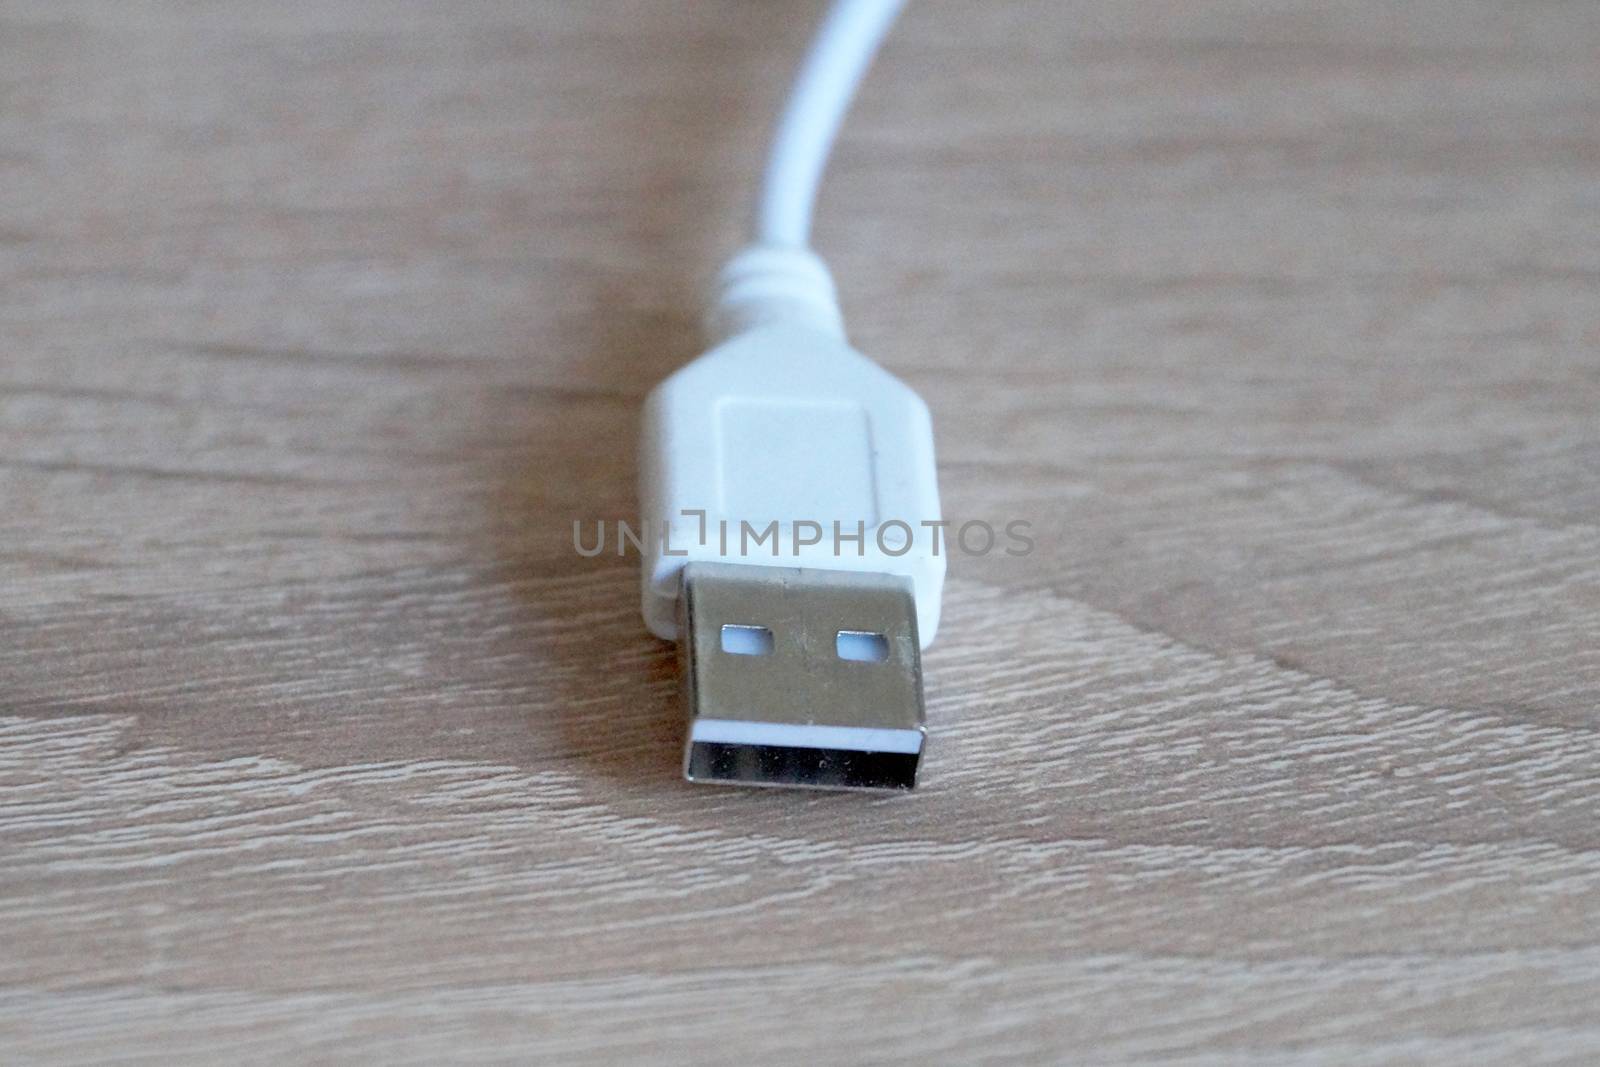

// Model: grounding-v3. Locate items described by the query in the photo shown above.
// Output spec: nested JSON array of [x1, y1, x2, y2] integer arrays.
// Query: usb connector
[[678, 563, 925, 790], [638, 252, 945, 792], [635, 0, 944, 791]]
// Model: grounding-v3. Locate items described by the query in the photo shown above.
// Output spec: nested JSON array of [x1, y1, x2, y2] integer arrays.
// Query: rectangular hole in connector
[[836, 630, 889, 662], [720, 624, 774, 656], [687, 742, 918, 791]]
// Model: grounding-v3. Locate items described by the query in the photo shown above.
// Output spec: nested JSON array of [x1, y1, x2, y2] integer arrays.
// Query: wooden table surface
[[4, 1, 1598, 1063]]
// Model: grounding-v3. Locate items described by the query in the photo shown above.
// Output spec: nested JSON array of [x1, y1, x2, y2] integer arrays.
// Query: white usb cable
[[639, 0, 944, 791], [756, 0, 907, 249]]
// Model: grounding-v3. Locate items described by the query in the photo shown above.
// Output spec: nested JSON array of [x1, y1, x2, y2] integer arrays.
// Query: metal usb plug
[[677, 562, 926, 791]]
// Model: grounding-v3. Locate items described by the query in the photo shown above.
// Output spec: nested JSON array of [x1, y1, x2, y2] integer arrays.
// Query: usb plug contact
[[678, 562, 926, 791]]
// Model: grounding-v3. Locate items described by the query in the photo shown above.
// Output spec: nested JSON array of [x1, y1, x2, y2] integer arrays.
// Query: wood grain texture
[[2, 1, 1598, 1063]]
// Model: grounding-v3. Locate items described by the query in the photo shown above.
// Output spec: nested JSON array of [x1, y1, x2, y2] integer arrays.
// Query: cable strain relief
[[704, 244, 846, 345]]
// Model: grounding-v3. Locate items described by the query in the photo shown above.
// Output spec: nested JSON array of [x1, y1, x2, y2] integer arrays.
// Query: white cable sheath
[[755, 0, 907, 249], [704, 244, 845, 344], [710, 0, 906, 339]]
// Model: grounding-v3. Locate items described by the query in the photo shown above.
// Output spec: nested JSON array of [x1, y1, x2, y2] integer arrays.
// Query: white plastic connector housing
[[639, 246, 945, 647]]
